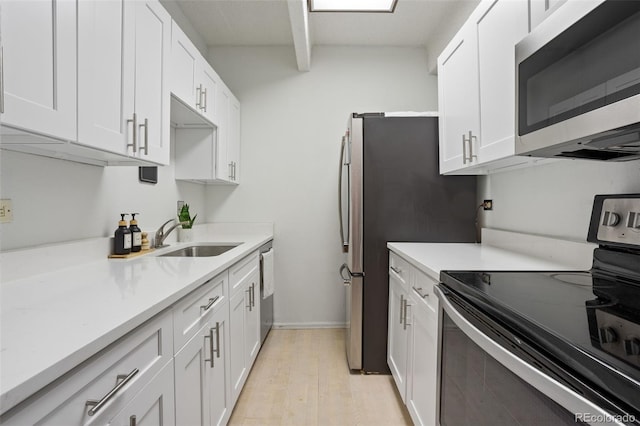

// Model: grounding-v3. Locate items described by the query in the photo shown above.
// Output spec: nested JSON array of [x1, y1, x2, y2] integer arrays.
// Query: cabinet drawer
[[173, 271, 227, 353], [229, 251, 259, 295], [389, 252, 412, 288], [412, 270, 438, 316], [1, 311, 173, 426]]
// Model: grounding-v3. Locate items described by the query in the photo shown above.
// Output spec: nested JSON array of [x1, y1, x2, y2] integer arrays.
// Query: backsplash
[[0, 128, 206, 251], [479, 159, 640, 241]]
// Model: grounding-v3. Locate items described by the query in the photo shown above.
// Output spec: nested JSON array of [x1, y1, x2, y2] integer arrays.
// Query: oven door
[[435, 285, 629, 426]]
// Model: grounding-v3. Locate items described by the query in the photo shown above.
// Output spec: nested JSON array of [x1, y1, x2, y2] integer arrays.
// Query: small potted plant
[[178, 203, 197, 242]]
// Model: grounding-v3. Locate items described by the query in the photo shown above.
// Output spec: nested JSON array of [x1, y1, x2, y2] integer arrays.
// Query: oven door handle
[[434, 286, 624, 425]]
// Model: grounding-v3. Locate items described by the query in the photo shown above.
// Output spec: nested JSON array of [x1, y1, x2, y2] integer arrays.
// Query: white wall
[[206, 46, 437, 327], [0, 129, 206, 251], [479, 160, 640, 241]]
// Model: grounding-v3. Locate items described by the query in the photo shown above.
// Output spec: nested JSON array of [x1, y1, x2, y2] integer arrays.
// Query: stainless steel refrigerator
[[338, 113, 477, 373]]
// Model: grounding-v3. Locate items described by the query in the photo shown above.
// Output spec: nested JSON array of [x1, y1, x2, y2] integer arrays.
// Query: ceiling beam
[[287, 0, 311, 71]]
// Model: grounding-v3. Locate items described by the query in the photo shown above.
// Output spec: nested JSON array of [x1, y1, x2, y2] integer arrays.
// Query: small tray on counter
[[108, 249, 155, 259]]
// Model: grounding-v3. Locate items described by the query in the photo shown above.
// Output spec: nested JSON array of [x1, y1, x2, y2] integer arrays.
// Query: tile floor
[[228, 328, 412, 426]]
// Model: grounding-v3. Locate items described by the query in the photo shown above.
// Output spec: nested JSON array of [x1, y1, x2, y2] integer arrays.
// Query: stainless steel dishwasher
[[259, 240, 274, 345]]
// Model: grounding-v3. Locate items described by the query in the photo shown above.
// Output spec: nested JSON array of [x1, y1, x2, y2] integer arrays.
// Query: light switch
[[0, 199, 13, 223]]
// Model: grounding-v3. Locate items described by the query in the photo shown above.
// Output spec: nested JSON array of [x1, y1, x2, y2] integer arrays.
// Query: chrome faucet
[[155, 219, 189, 248]]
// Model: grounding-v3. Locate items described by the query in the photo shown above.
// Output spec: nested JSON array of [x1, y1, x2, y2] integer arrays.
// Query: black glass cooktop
[[440, 268, 640, 417]]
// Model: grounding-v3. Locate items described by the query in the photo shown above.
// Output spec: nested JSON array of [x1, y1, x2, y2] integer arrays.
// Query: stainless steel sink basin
[[160, 244, 241, 257]]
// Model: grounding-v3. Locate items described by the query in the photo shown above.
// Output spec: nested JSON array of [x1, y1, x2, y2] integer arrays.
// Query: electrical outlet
[[0, 199, 13, 223], [483, 199, 493, 211], [177, 200, 184, 215]]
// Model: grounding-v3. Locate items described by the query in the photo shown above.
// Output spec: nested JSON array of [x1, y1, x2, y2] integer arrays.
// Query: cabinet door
[[210, 304, 231, 426], [530, 0, 567, 31], [406, 298, 438, 426], [171, 21, 199, 110], [133, 0, 170, 165], [229, 287, 247, 405], [0, 0, 76, 140], [244, 270, 261, 368], [77, 0, 134, 155], [476, 0, 528, 163], [174, 322, 211, 426], [198, 62, 220, 125], [437, 22, 479, 174], [387, 274, 409, 402], [215, 86, 232, 182], [228, 95, 241, 184], [108, 361, 175, 426]]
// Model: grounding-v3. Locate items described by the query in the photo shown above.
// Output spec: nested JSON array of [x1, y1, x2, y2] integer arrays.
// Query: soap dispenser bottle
[[129, 213, 142, 252], [114, 214, 132, 255]]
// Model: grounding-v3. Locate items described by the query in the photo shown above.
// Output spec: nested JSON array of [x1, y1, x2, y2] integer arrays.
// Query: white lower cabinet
[[0, 246, 270, 426], [174, 305, 230, 426], [406, 278, 438, 426], [229, 255, 261, 406], [387, 270, 411, 402], [0, 310, 174, 426], [108, 361, 175, 426], [387, 251, 439, 426], [175, 322, 213, 426]]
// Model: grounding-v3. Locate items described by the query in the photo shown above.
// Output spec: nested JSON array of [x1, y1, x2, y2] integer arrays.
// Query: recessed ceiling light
[[308, 0, 398, 13]]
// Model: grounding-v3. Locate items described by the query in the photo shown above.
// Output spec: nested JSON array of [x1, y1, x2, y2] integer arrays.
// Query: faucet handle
[[159, 219, 174, 232]]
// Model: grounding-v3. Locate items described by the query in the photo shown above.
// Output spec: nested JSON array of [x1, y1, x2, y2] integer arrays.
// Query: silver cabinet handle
[[412, 286, 429, 299], [204, 327, 215, 368], [214, 321, 221, 359], [229, 162, 233, 180], [127, 113, 138, 153], [403, 298, 411, 331], [202, 88, 207, 112], [196, 85, 202, 109], [200, 295, 220, 312], [1, 45, 4, 114], [400, 294, 404, 324], [86, 368, 139, 416], [468, 131, 477, 162], [246, 288, 252, 311], [130, 415, 137, 426], [390, 266, 402, 275], [463, 131, 477, 164], [139, 118, 148, 155]]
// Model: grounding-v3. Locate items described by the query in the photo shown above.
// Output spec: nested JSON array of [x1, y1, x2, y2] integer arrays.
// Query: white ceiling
[[175, 0, 479, 47]]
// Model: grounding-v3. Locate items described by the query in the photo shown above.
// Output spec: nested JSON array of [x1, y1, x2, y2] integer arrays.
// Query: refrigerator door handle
[[338, 135, 349, 252], [339, 263, 351, 285]]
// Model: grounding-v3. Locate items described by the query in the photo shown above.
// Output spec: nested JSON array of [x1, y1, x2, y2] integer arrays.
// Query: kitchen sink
[[159, 244, 241, 257]]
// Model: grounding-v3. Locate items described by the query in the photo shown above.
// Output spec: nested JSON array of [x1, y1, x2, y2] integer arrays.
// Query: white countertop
[[0, 224, 272, 415], [387, 242, 589, 283]]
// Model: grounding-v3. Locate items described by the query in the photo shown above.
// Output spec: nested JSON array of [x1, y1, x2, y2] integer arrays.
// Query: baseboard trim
[[273, 322, 347, 329]]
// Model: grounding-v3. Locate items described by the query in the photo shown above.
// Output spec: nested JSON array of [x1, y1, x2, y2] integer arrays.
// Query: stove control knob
[[624, 338, 640, 356], [602, 211, 621, 227], [598, 327, 618, 344]]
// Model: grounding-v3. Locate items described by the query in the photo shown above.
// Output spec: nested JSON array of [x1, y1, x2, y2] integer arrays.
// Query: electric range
[[438, 194, 640, 425]]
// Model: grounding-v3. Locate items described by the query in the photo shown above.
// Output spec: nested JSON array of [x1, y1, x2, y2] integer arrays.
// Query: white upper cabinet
[[2, 0, 170, 166], [171, 21, 220, 125], [78, 0, 133, 156], [438, 22, 480, 174], [132, 0, 171, 165], [170, 20, 241, 184], [171, 21, 199, 110], [438, 0, 541, 175], [530, 0, 567, 31], [198, 62, 220, 125], [476, 0, 529, 163], [0, 0, 76, 141]]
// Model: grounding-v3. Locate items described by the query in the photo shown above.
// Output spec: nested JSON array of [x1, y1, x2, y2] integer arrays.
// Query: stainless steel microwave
[[515, 0, 640, 161]]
